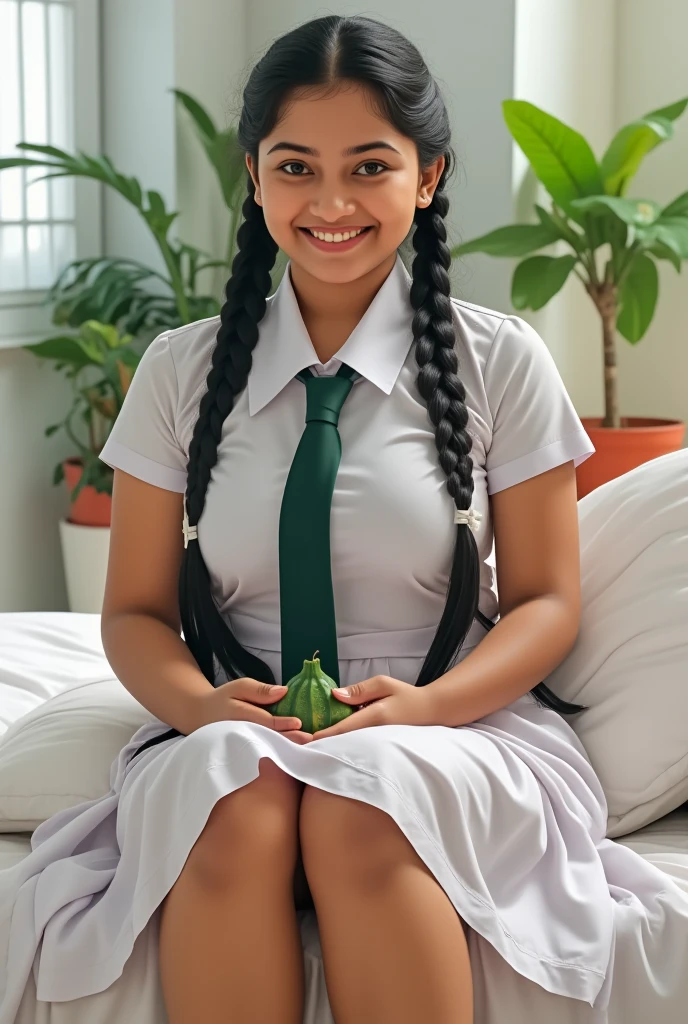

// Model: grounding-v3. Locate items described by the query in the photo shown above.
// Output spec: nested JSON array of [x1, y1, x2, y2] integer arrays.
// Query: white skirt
[[1, 629, 685, 1023]]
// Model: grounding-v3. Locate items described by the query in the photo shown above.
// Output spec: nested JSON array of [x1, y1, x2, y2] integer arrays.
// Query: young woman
[[5, 13, 668, 1024]]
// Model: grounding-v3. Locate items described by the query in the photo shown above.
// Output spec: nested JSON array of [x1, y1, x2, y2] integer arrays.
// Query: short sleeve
[[99, 331, 187, 493], [484, 315, 595, 495]]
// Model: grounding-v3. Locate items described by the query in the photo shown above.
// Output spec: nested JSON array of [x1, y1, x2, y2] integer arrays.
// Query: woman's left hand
[[310, 676, 438, 740]]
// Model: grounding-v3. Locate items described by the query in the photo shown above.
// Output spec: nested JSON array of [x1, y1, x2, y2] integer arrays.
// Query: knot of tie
[[304, 373, 355, 426]]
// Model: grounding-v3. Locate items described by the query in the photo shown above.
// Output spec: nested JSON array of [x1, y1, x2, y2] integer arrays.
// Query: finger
[[332, 676, 394, 705], [311, 708, 376, 741], [231, 699, 301, 732], [230, 679, 289, 704], [283, 731, 314, 744], [272, 716, 303, 731]]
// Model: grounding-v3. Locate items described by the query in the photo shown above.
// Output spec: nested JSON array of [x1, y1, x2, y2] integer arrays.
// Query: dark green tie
[[279, 362, 358, 687]]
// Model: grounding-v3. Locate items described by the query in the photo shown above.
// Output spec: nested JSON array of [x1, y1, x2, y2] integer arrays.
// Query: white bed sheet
[[2, 805, 687, 1024]]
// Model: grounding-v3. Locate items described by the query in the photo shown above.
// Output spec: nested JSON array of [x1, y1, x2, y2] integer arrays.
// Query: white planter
[[59, 519, 111, 613]]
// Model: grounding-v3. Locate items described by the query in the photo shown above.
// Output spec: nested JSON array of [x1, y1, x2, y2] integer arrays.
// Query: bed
[[2, 807, 687, 1023]]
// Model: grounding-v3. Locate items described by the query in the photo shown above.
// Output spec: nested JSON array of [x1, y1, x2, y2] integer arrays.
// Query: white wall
[[173, 0, 246, 301], [0, 350, 74, 608], [101, 0, 176, 278], [614, 0, 688, 433], [513, 0, 617, 401], [101, 0, 246, 300]]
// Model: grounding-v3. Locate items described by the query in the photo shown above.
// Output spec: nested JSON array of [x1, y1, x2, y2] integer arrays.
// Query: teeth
[[308, 227, 365, 243]]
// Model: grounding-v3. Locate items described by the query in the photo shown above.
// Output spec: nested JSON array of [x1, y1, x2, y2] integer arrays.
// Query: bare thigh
[[164, 758, 313, 910]]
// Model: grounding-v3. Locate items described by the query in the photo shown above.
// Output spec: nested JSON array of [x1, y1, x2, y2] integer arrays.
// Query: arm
[[100, 468, 214, 735], [427, 460, 582, 727]]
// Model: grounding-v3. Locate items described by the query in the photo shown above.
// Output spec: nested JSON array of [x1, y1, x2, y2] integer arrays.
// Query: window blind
[[0, 0, 76, 293]]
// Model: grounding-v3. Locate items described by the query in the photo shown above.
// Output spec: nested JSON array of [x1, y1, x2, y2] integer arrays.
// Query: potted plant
[[36, 319, 139, 525], [452, 96, 688, 497], [26, 320, 139, 611], [0, 90, 287, 610]]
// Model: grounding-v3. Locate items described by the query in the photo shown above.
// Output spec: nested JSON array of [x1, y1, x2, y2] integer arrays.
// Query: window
[[0, 0, 100, 345]]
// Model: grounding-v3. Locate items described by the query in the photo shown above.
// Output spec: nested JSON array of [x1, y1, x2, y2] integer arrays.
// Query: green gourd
[[269, 651, 354, 734]]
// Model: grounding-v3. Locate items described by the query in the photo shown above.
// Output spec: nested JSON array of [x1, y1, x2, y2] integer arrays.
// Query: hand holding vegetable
[[267, 654, 354, 735], [196, 676, 314, 745], [308, 673, 437, 740]]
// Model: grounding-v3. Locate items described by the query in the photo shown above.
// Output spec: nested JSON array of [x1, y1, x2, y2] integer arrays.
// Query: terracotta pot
[[576, 417, 686, 499], [63, 458, 112, 527]]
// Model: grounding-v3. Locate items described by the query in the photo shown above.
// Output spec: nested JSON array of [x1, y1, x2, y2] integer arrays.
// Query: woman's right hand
[[195, 678, 313, 744]]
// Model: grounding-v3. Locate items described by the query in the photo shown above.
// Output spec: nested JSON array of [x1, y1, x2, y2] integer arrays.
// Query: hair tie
[[454, 507, 482, 532], [182, 511, 198, 548]]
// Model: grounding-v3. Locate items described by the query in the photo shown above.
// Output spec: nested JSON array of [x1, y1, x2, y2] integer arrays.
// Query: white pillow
[[545, 447, 688, 837], [0, 612, 113, 736], [0, 678, 155, 832]]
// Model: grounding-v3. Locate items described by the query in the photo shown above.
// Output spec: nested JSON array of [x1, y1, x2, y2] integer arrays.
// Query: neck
[[289, 252, 398, 363]]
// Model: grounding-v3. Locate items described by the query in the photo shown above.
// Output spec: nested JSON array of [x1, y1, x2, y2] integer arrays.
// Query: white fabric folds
[[2, 649, 687, 1023]]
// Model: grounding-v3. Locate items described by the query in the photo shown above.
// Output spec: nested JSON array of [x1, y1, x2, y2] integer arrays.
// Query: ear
[[246, 154, 261, 203], [419, 154, 446, 202]]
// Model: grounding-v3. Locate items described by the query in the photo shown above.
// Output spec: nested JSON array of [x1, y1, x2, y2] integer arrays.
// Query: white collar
[[248, 252, 414, 416]]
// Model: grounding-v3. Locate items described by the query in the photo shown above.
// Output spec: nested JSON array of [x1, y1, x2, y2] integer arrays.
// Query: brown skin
[[246, 81, 444, 362]]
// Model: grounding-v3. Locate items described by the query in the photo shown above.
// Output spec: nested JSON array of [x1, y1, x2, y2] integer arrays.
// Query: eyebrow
[[266, 140, 401, 157]]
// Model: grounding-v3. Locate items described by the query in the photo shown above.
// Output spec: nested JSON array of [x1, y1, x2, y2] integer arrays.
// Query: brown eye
[[355, 162, 386, 176]]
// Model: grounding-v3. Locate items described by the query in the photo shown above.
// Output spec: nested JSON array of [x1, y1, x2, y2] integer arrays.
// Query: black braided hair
[[175, 14, 587, 724], [407, 171, 585, 712]]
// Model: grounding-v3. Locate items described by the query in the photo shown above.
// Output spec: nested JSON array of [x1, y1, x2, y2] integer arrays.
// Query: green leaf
[[16, 141, 73, 160], [600, 117, 673, 196], [172, 91, 248, 210], [617, 253, 658, 343], [648, 239, 683, 272], [535, 204, 586, 251], [0, 156, 60, 172], [511, 254, 578, 310], [451, 221, 560, 257], [635, 194, 688, 259], [661, 190, 688, 219], [44, 424, 62, 438], [599, 99, 687, 195], [53, 462, 65, 486], [570, 195, 661, 227], [24, 336, 95, 369], [645, 97, 688, 123], [502, 100, 603, 210], [172, 89, 217, 141], [641, 219, 688, 260], [72, 331, 105, 365], [82, 319, 131, 351]]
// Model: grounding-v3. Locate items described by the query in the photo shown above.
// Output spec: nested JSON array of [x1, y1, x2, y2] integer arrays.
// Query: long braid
[[179, 176, 279, 687], [131, 178, 282, 760], [411, 178, 481, 687], [411, 173, 587, 713]]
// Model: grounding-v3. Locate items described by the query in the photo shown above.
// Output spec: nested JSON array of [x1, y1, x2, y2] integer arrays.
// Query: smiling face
[[246, 82, 444, 286]]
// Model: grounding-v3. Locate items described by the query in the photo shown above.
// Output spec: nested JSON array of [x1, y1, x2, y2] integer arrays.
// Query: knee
[[300, 787, 409, 887], [184, 759, 303, 891]]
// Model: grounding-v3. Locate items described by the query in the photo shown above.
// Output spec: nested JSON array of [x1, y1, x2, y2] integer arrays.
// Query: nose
[[306, 185, 357, 222]]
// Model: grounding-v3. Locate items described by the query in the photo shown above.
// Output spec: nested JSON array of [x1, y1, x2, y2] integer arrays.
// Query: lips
[[300, 226, 373, 237], [299, 226, 374, 252]]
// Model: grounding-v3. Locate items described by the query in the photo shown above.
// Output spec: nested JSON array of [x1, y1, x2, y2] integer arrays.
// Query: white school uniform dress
[[2, 252, 681, 1022]]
